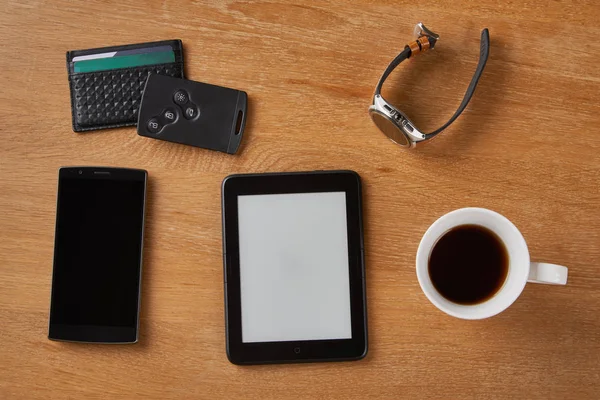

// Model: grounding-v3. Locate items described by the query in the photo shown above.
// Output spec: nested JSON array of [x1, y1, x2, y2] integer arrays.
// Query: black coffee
[[428, 224, 508, 305]]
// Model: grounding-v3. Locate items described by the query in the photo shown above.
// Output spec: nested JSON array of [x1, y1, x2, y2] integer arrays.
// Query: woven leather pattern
[[69, 62, 183, 131]]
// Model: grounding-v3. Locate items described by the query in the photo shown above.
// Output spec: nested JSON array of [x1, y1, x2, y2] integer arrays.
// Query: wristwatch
[[369, 23, 490, 148]]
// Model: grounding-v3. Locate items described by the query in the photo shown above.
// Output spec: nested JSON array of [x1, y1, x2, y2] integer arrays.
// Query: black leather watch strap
[[374, 28, 490, 139], [374, 47, 412, 97], [425, 28, 489, 138]]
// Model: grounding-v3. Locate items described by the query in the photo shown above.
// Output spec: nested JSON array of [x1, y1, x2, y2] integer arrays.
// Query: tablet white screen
[[238, 192, 352, 343]]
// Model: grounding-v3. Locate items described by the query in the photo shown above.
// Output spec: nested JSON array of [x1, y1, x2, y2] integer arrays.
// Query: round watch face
[[370, 111, 410, 147]]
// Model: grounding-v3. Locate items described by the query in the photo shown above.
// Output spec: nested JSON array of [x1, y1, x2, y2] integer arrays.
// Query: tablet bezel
[[222, 170, 367, 364]]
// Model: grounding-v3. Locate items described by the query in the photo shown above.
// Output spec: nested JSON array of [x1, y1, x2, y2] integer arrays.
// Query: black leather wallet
[[66, 40, 184, 132]]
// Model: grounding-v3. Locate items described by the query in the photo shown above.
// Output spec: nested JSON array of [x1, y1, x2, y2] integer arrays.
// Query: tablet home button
[[293, 347, 301, 354]]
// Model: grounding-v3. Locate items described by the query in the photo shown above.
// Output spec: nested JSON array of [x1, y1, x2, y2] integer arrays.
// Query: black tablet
[[221, 170, 367, 364]]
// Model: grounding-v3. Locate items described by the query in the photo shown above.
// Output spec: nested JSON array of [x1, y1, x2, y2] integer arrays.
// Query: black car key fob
[[137, 74, 247, 154]]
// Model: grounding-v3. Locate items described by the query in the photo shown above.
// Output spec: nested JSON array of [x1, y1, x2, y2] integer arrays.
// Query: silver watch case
[[368, 94, 426, 148]]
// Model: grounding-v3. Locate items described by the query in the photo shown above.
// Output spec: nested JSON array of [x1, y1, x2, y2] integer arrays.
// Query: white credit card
[[72, 52, 118, 62]]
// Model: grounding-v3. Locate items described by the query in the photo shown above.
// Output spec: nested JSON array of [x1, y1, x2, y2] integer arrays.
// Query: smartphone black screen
[[49, 167, 147, 343]]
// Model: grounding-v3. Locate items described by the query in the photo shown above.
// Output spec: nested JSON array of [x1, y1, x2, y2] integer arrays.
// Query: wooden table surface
[[1, 1, 599, 399]]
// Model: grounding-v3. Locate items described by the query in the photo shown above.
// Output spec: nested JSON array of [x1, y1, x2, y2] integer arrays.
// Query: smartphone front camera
[[78, 170, 83, 175]]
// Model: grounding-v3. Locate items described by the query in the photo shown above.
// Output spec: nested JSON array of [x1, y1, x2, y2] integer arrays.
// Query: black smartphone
[[48, 167, 147, 343]]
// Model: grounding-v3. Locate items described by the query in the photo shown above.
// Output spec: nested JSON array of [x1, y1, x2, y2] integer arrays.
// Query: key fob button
[[184, 105, 199, 120], [173, 90, 189, 105], [163, 108, 177, 122], [147, 118, 162, 133]]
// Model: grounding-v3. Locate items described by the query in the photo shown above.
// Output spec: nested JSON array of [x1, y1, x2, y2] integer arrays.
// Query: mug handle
[[528, 262, 568, 285]]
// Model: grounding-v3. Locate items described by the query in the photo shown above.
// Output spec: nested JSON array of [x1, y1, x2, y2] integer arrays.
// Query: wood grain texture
[[1, 0, 600, 398]]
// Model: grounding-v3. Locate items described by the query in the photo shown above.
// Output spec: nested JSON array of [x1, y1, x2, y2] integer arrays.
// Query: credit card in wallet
[[73, 45, 175, 73]]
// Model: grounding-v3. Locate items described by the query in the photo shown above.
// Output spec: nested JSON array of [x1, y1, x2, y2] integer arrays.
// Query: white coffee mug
[[416, 208, 568, 319]]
